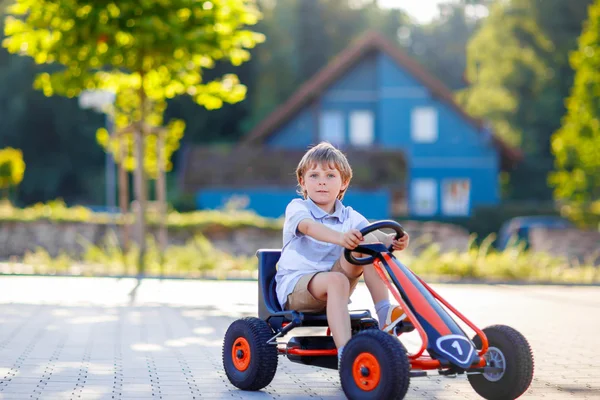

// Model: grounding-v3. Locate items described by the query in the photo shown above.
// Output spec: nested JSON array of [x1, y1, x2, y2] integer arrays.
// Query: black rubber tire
[[468, 325, 534, 400], [222, 317, 278, 391], [340, 329, 410, 400]]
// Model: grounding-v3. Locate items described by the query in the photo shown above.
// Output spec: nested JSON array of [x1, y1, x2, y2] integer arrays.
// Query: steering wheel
[[343, 220, 406, 265]]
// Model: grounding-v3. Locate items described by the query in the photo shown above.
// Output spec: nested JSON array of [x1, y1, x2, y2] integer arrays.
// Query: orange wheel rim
[[232, 337, 251, 371], [352, 352, 381, 391]]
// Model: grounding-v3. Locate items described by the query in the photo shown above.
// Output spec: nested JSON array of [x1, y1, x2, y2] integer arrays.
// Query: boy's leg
[[336, 232, 387, 303], [287, 271, 352, 349], [336, 233, 412, 332]]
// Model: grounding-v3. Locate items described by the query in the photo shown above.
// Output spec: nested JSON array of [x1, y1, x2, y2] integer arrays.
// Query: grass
[[2, 231, 598, 284]]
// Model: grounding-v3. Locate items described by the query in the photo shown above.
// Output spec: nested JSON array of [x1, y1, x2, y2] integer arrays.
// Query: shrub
[[7, 232, 599, 284]]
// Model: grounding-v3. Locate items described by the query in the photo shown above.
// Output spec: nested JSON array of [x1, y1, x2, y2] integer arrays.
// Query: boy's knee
[[327, 272, 350, 293]]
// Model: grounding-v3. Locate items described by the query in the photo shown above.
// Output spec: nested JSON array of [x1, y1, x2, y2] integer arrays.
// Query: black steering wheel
[[344, 220, 406, 265]]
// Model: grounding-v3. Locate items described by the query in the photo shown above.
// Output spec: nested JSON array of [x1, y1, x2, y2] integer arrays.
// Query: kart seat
[[257, 249, 372, 327]]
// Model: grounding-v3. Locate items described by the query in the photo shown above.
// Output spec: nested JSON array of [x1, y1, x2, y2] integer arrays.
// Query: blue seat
[[256, 249, 373, 327], [257, 249, 284, 319]]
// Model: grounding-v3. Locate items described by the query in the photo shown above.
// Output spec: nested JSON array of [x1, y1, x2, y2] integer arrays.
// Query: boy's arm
[[298, 219, 344, 246], [298, 219, 363, 249]]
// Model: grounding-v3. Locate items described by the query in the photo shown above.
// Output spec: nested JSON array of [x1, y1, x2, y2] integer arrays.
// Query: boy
[[276, 142, 411, 361]]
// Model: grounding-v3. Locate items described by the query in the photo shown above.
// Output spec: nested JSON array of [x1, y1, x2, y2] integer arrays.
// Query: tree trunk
[[156, 131, 168, 276], [133, 82, 148, 277], [118, 135, 130, 252], [133, 129, 147, 276]]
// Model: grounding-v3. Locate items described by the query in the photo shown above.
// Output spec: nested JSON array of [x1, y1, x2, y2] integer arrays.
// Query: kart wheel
[[468, 325, 534, 400], [222, 317, 278, 391], [340, 329, 410, 400]]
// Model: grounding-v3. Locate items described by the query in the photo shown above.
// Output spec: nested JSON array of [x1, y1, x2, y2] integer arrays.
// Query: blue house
[[193, 32, 521, 220]]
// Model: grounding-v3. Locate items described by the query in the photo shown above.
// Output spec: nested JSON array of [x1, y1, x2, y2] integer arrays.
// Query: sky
[[378, 0, 448, 23]]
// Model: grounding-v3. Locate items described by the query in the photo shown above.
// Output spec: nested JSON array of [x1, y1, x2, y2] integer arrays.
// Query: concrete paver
[[0, 276, 598, 399]]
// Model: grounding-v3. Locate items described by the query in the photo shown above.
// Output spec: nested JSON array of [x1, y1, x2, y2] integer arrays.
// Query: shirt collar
[[306, 197, 345, 221]]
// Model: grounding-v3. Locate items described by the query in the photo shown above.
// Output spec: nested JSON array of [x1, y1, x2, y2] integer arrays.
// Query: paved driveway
[[0, 276, 598, 399]]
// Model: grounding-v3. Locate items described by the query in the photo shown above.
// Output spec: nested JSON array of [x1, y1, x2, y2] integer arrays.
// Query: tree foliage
[[0, 147, 25, 191], [458, 0, 594, 201], [3, 0, 264, 176], [8, 0, 594, 208], [408, 0, 489, 91], [550, 0, 600, 204], [3, 0, 265, 267], [458, 1, 554, 148]]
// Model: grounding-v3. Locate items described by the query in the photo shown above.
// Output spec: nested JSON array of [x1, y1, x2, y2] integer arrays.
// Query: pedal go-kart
[[222, 221, 534, 399]]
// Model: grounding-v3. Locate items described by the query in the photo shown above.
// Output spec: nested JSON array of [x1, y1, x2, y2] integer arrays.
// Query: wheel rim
[[232, 337, 251, 372], [483, 346, 506, 382], [352, 352, 381, 391]]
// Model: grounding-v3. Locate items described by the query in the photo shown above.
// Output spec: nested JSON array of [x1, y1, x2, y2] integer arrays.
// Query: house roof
[[241, 31, 522, 169]]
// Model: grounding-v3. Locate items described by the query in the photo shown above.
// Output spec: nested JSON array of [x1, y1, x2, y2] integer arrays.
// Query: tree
[[458, 1, 554, 148], [297, 0, 328, 84], [409, 1, 487, 91], [550, 0, 600, 205], [0, 147, 25, 200], [3, 0, 264, 273], [458, 0, 593, 201]]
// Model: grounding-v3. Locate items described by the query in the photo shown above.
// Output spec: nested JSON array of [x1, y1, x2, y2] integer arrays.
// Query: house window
[[319, 110, 344, 146], [391, 189, 408, 216], [411, 107, 438, 143], [349, 110, 374, 146], [442, 179, 471, 216], [411, 178, 437, 216]]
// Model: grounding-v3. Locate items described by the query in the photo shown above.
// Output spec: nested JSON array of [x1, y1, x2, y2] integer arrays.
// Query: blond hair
[[296, 142, 353, 200]]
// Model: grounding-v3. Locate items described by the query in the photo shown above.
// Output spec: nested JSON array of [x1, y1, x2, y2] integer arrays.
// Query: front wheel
[[222, 317, 278, 391], [340, 329, 410, 399], [468, 325, 534, 400]]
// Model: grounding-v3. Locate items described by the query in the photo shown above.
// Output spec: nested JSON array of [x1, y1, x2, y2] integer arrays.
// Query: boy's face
[[300, 163, 348, 211]]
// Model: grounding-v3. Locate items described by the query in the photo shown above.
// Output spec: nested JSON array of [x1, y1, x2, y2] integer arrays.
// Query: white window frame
[[411, 107, 438, 143], [319, 110, 345, 146], [349, 110, 374, 146], [411, 178, 437, 216], [442, 179, 471, 216]]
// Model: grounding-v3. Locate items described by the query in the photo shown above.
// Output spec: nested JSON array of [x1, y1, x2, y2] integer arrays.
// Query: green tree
[[458, 0, 593, 201], [0, 147, 25, 200], [550, 0, 600, 204], [409, 1, 487, 91], [1, 4, 107, 206], [458, 1, 554, 148], [3, 0, 264, 273], [297, 0, 328, 84]]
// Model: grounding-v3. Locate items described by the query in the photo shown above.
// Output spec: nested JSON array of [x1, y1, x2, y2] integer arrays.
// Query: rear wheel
[[468, 325, 534, 399], [222, 317, 278, 391], [340, 329, 410, 399]]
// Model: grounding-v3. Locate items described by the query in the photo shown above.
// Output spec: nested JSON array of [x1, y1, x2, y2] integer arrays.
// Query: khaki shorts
[[284, 259, 361, 313]]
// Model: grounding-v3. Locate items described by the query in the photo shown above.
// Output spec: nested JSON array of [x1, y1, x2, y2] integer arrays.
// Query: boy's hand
[[389, 232, 410, 251], [339, 229, 363, 250]]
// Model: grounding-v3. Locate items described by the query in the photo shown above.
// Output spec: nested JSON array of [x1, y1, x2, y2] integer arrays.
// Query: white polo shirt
[[275, 197, 369, 308]]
